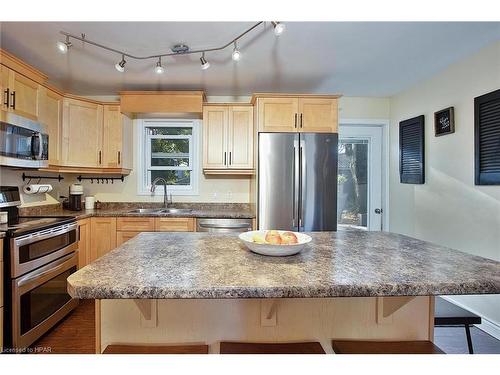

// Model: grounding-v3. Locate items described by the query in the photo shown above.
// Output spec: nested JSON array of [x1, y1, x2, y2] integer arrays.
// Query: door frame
[[339, 119, 390, 231]]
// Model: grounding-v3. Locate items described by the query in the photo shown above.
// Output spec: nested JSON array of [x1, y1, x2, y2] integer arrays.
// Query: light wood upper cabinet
[[39, 87, 63, 165], [77, 218, 91, 269], [90, 217, 117, 261], [298, 98, 338, 132], [203, 106, 228, 169], [257, 97, 299, 132], [103, 105, 123, 167], [61, 98, 103, 167], [254, 94, 339, 133], [228, 106, 254, 169], [0, 66, 9, 116], [0, 66, 40, 120], [203, 104, 254, 173]]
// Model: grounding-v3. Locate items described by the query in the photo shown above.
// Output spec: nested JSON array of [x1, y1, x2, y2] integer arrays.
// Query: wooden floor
[[28, 300, 500, 354], [30, 300, 95, 354]]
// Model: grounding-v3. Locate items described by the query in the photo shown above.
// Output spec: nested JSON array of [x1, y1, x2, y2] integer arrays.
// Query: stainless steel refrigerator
[[258, 133, 338, 231]]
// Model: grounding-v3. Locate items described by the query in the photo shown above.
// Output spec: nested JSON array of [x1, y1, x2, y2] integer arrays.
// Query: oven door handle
[[14, 222, 79, 247], [16, 252, 77, 289]]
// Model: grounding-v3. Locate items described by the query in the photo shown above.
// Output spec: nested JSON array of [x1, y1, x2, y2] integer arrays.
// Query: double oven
[[1, 187, 79, 351]]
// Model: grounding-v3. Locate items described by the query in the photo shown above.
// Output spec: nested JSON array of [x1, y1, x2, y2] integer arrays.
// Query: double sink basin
[[127, 208, 193, 214]]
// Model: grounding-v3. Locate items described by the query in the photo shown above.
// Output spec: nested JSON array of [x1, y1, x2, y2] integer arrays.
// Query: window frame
[[137, 119, 200, 196]]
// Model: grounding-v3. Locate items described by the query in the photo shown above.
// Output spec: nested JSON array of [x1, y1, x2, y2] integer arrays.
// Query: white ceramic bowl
[[239, 230, 312, 257]]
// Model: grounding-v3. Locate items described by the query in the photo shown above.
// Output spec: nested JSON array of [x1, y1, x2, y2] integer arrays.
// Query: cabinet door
[[8, 69, 40, 120], [77, 218, 91, 269], [0, 66, 9, 115], [116, 231, 141, 246], [155, 218, 194, 232], [90, 217, 117, 261], [257, 97, 298, 132], [298, 98, 338, 133], [116, 217, 155, 231], [203, 106, 228, 169], [228, 106, 254, 169], [103, 105, 123, 167], [62, 98, 103, 167], [39, 88, 63, 165]]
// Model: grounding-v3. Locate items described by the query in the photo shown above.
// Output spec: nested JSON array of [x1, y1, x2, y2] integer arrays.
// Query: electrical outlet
[[227, 191, 232, 200], [213, 192, 217, 200]]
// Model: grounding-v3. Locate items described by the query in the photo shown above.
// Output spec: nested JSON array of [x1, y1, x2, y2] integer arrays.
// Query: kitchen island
[[67, 231, 500, 353]]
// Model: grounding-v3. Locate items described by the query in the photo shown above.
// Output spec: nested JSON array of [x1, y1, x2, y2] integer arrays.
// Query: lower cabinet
[[116, 231, 142, 246], [90, 217, 117, 261], [155, 218, 195, 232], [77, 218, 91, 269]]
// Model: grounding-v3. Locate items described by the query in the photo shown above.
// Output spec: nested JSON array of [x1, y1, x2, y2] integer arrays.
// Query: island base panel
[[97, 297, 434, 354]]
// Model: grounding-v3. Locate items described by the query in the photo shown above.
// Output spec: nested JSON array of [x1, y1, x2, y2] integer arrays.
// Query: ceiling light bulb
[[272, 21, 286, 36], [115, 55, 126, 73], [232, 43, 242, 61], [200, 53, 210, 70], [56, 37, 72, 54], [154, 58, 165, 74]]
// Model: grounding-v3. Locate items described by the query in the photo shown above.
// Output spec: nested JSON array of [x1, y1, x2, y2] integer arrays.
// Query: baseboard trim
[[442, 296, 500, 340]]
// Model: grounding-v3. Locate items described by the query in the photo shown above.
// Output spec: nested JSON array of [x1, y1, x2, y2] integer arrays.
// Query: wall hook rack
[[77, 175, 125, 184], [22, 173, 64, 184]]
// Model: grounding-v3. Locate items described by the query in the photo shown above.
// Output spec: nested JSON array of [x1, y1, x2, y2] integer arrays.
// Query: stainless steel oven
[[9, 222, 79, 278], [11, 252, 79, 349]]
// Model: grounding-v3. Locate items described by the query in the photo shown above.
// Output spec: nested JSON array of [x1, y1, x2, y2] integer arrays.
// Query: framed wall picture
[[434, 107, 455, 136]]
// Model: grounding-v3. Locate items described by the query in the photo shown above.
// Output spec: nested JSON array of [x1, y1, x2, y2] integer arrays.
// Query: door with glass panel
[[338, 125, 383, 231]]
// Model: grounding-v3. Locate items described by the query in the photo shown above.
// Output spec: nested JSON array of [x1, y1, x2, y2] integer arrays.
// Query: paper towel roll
[[23, 184, 53, 194]]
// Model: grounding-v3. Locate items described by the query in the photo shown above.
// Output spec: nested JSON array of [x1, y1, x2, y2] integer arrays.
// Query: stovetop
[[0, 216, 76, 237]]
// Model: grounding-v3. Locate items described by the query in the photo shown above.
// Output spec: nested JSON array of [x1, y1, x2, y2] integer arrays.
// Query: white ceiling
[[1, 22, 499, 97]]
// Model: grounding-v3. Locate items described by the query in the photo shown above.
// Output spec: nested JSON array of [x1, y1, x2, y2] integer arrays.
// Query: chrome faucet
[[150, 177, 173, 208]]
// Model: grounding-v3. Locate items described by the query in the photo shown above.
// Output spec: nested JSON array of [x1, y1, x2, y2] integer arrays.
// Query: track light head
[[115, 55, 126, 72], [200, 53, 210, 70], [232, 42, 242, 61], [272, 21, 286, 36], [154, 57, 165, 74], [56, 36, 72, 54]]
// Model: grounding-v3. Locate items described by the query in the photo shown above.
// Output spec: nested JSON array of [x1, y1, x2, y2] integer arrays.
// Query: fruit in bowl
[[240, 230, 312, 257], [252, 230, 299, 245]]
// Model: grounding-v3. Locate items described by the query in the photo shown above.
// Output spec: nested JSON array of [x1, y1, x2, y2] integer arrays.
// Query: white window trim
[[136, 119, 200, 196]]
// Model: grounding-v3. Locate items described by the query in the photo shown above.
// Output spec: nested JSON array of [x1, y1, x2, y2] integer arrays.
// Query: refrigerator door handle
[[293, 140, 299, 228], [299, 139, 306, 229]]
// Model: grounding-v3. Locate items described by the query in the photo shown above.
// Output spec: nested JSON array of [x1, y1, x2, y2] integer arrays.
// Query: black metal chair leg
[[464, 324, 474, 354]]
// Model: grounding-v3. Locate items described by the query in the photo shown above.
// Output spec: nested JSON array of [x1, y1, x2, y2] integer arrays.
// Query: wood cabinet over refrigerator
[[252, 94, 340, 133], [202, 104, 254, 175]]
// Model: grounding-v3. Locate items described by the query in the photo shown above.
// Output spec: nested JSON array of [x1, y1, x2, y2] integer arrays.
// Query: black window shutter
[[400, 115, 425, 184], [475, 88, 500, 185]]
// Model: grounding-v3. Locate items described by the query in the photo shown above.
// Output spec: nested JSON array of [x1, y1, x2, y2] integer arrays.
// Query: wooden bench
[[220, 341, 326, 354], [434, 297, 481, 354], [103, 344, 209, 354], [331, 340, 444, 354]]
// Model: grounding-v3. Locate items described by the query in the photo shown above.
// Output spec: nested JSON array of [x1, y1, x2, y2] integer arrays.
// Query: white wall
[[389, 41, 500, 334]]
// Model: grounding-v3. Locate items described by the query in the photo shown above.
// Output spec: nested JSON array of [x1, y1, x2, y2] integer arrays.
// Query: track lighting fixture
[[231, 42, 242, 61], [115, 55, 126, 72], [56, 36, 72, 54], [272, 21, 286, 36], [200, 53, 210, 70], [154, 57, 165, 74], [57, 21, 286, 73]]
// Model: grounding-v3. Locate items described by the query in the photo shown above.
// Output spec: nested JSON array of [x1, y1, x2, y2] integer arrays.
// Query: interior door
[[258, 133, 298, 231], [338, 125, 383, 231], [300, 133, 338, 231]]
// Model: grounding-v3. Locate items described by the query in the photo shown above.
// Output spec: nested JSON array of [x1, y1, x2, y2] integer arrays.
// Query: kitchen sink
[[127, 208, 164, 214], [158, 208, 193, 214]]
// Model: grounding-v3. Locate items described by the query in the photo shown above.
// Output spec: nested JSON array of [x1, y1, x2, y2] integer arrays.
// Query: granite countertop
[[18, 202, 255, 220], [67, 231, 500, 299]]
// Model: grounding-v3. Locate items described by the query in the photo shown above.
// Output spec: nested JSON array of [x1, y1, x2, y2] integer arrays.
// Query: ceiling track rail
[[59, 21, 271, 60]]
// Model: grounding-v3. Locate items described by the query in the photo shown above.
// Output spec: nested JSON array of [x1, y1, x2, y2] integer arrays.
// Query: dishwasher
[[196, 218, 253, 233]]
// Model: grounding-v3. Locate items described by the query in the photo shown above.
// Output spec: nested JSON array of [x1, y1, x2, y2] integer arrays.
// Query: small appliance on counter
[[63, 183, 83, 211]]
